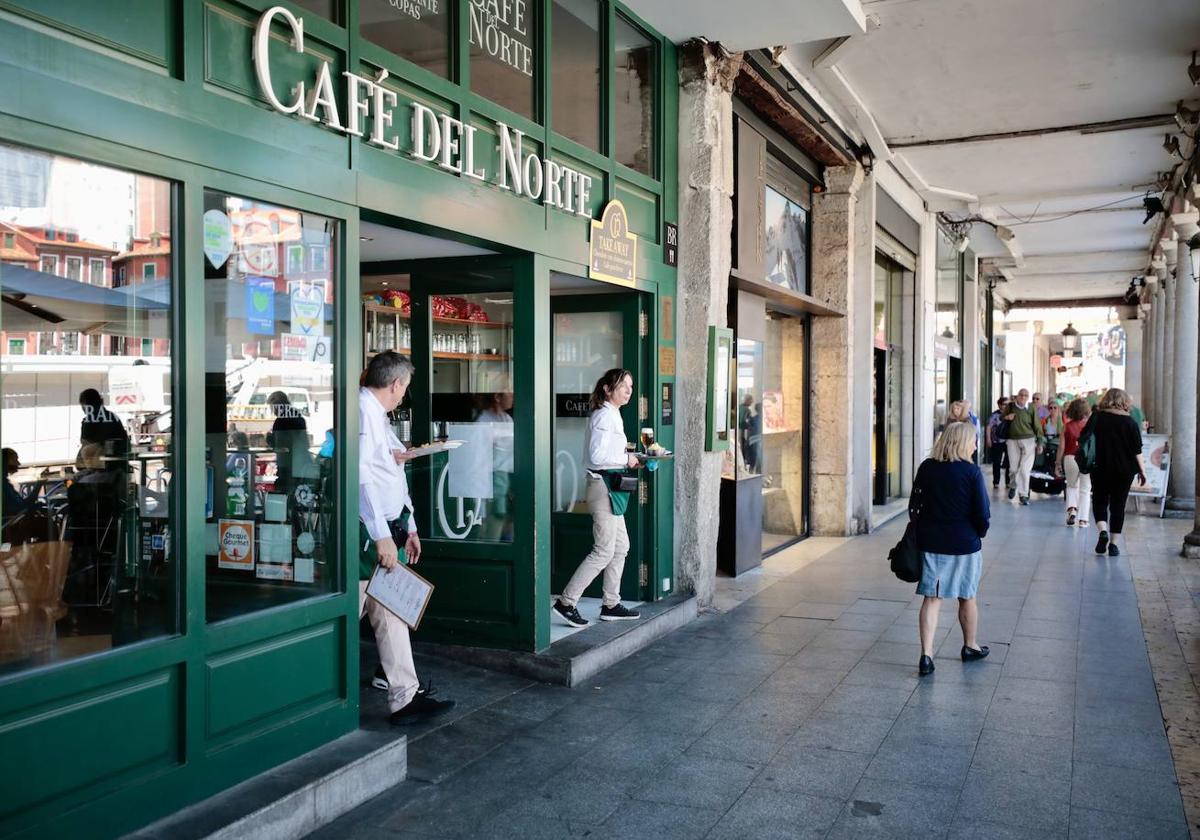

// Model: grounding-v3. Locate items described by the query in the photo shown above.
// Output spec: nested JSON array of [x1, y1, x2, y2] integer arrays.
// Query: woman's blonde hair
[[1065, 398, 1091, 422], [1098, 388, 1132, 412], [947, 400, 970, 423], [930, 421, 977, 463]]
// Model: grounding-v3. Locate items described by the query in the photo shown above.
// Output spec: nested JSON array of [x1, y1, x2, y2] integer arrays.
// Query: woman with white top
[[554, 368, 642, 628]]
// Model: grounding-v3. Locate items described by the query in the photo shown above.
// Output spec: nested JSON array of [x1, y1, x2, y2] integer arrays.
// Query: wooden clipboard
[[365, 562, 435, 630]]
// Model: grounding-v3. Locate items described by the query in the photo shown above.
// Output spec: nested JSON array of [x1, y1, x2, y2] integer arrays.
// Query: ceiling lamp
[[1061, 322, 1080, 352], [1143, 195, 1166, 224], [1190, 51, 1200, 86], [1177, 101, 1200, 130]]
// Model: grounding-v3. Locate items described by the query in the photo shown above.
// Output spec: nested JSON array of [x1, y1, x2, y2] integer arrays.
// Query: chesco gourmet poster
[[218, 519, 255, 570]]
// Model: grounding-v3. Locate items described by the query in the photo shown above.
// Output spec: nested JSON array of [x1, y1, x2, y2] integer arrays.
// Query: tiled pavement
[[311, 491, 1195, 840]]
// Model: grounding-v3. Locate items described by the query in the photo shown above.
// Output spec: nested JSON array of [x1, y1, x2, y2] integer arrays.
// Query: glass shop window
[[551, 0, 601, 150], [293, 0, 339, 23], [614, 14, 655, 176], [470, 0, 538, 119], [0, 144, 176, 677], [203, 191, 339, 622], [936, 229, 960, 345], [361, 0, 451, 79]]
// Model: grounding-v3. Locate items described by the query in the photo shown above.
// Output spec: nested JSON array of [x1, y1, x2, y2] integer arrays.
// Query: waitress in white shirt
[[554, 368, 642, 627]]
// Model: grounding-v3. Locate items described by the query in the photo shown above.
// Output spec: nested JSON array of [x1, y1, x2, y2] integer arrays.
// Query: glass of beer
[[640, 427, 655, 451]]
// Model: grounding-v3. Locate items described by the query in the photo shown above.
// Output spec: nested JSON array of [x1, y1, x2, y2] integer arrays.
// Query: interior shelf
[[363, 303, 511, 328]]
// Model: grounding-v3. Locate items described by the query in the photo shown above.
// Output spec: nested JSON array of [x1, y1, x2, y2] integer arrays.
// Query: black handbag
[[888, 469, 925, 583], [604, 471, 639, 493]]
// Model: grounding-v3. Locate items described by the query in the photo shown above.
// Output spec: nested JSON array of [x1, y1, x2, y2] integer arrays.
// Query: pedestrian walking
[[912, 422, 991, 676], [947, 400, 980, 463], [1041, 401, 1063, 441], [1086, 388, 1147, 557], [1003, 388, 1044, 505], [1056, 398, 1092, 527], [358, 351, 455, 725], [985, 397, 1010, 489], [554, 368, 643, 627]]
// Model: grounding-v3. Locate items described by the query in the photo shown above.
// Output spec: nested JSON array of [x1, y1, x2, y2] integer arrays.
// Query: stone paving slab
[[309, 492, 1194, 839]]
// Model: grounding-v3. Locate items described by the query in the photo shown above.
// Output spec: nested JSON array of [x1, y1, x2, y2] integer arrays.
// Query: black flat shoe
[[918, 655, 935, 676], [1107, 543, 1120, 557], [961, 645, 990, 661], [1095, 531, 1109, 555]]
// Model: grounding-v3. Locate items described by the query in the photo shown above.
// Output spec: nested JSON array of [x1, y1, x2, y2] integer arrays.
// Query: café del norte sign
[[253, 6, 594, 218]]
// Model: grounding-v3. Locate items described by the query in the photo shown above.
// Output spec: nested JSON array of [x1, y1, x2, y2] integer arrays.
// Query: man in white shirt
[[359, 351, 454, 725]]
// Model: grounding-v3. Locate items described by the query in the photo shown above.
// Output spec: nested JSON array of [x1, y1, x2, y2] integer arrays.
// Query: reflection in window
[[552, 309, 621, 513], [361, 0, 451, 78], [614, 15, 655, 175], [936, 230, 960, 344], [293, 0, 338, 22], [764, 186, 807, 292], [470, 0, 537, 119], [552, 0, 601, 150], [0, 144, 174, 676], [760, 315, 806, 552], [203, 191, 338, 622], [425, 290, 514, 542]]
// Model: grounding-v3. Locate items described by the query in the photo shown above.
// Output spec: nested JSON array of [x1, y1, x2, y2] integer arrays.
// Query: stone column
[[1152, 270, 1167, 430], [1170, 208, 1199, 511], [1183, 233, 1200, 556], [1122, 316, 1144, 416], [1161, 254, 1177, 437], [672, 40, 741, 605], [1142, 287, 1155, 428], [810, 163, 865, 536]]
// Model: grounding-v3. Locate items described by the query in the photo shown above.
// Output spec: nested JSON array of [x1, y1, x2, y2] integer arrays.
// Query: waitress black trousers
[[1091, 470, 1135, 534]]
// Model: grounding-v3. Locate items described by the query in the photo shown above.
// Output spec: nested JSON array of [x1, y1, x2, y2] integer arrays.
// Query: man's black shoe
[[372, 664, 388, 691], [553, 599, 588, 627], [1019, 495, 1030, 506], [389, 692, 455, 726], [599, 603, 641, 621], [1007, 487, 1016, 500], [1095, 531, 1109, 555]]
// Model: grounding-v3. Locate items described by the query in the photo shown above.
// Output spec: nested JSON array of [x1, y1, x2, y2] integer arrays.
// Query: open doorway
[[548, 274, 650, 641]]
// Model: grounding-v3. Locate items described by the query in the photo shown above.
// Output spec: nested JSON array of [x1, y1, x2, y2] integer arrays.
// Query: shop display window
[[203, 191, 339, 622], [764, 186, 808, 292], [614, 14, 655, 175], [936, 229, 961, 344], [361, 0, 452, 79], [470, 0, 538, 120], [0, 144, 175, 675], [551, 0, 601, 150]]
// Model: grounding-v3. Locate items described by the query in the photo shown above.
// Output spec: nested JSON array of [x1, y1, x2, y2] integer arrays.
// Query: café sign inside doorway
[[589, 200, 638, 287]]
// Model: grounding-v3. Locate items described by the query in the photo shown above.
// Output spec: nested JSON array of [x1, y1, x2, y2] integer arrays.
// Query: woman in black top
[[913, 422, 991, 676], [1087, 388, 1146, 556]]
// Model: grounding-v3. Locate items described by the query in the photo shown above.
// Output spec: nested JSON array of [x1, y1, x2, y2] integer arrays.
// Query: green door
[[550, 292, 649, 604], [398, 255, 544, 649]]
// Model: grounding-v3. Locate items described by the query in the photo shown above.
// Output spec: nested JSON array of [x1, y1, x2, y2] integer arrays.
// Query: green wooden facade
[[0, 1, 678, 836]]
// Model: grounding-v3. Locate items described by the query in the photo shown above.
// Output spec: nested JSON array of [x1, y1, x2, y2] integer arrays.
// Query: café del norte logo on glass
[[589, 201, 638, 287], [253, 6, 593, 219]]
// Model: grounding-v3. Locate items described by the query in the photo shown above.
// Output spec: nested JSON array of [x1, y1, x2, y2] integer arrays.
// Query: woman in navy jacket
[[913, 421, 991, 676]]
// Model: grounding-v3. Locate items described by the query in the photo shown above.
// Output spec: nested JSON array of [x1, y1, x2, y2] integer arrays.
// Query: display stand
[[1130, 434, 1170, 518]]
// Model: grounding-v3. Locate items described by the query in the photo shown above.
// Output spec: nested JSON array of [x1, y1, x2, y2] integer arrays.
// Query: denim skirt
[[917, 551, 982, 599]]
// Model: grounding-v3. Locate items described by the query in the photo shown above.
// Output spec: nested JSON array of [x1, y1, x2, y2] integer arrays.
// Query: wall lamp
[[1061, 322, 1080, 352], [1143, 195, 1166, 224], [1164, 133, 1184, 159], [1190, 51, 1200, 86]]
